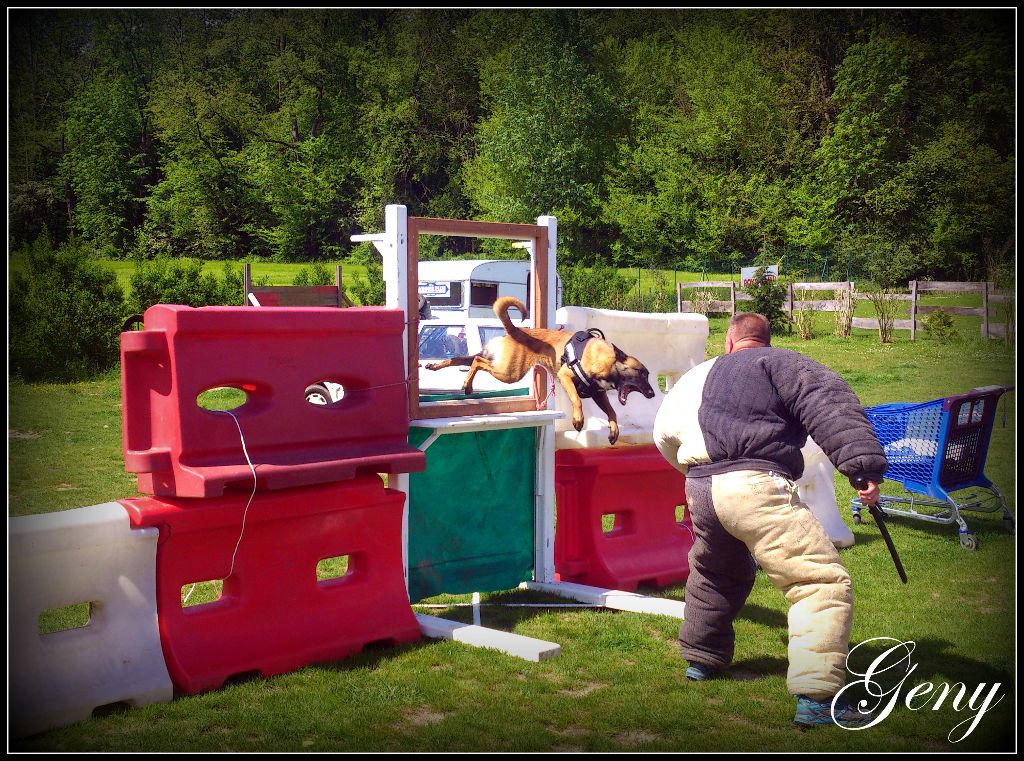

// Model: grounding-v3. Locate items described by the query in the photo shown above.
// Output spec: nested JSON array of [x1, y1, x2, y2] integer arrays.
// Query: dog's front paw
[[572, 415, 584, 432], [608, 423, 620, 445], [425, 363, 439, 371]]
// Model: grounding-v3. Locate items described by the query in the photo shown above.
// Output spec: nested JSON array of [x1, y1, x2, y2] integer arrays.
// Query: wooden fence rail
[[676, 279, 1014, 341]]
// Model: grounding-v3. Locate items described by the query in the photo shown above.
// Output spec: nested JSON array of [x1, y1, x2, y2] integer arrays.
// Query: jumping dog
[[423, 296, 656, 444]]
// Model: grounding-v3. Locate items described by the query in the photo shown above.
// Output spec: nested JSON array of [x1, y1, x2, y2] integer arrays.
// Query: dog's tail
[[494, 296, 529, 336]]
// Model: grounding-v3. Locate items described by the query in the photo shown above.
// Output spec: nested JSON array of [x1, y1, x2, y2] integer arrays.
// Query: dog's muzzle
[[618, 382, 656, 405]]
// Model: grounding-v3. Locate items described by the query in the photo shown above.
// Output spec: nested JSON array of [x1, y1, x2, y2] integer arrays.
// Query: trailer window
[[470, 282, 499, 308]]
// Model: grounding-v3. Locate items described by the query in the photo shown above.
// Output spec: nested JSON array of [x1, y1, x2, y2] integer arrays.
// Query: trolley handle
[[942, 385, 1014, 412]]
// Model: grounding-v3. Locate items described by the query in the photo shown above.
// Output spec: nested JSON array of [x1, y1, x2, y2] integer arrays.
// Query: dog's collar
[[562, 329, 605, 399]]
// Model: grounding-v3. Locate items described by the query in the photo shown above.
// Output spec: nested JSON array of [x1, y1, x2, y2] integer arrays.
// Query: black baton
[[854, 478, 908, 584]]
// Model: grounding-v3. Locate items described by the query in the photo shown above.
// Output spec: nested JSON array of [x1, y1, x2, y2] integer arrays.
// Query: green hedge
[[9, 234, 126, 382]]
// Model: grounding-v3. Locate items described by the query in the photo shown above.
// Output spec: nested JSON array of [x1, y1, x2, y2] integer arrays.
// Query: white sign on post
[[740, 265, 779, 287]]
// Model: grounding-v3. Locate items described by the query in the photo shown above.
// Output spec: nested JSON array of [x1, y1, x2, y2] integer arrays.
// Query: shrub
[[127, 258, 243, 314], [292, 263, 334, 286], [9, 233, 126, 382], [793, 290, 816, 340], [922, 309, 956, 343], [560, 260, 631, 310], [866, 288, 902, 344], [689, 288, 715, 316], [745, 267, 788, 334]]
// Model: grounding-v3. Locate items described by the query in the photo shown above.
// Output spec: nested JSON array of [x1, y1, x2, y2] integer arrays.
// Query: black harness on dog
[[561, 328, 606, 399]]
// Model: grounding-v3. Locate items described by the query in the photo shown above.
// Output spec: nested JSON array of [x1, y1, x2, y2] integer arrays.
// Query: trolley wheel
[[1004, 517, 1015, 535], [852, 514, 862, 525], [959, 533, 978, 551]]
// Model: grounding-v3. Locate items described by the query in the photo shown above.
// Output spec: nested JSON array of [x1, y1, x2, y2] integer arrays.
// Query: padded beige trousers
[[681, 469, 853, 700]]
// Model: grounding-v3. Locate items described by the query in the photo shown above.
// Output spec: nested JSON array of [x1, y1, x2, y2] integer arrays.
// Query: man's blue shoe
[[684, 662, 716, 681], [793, 694, 873, 729]]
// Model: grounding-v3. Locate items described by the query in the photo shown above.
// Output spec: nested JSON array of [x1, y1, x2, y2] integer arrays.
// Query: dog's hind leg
[[424, 354, 477, 372]]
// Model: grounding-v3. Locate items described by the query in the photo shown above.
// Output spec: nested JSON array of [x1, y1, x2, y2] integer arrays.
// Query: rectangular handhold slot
[[181, 579, 224, 609], [602, 512, 633, 536], [38, 602, 92, 635], [317, 554, 352, 586]]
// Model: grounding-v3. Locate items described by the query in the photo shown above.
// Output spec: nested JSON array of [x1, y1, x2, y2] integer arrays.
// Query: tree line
[[8, 9, 1015, 286]]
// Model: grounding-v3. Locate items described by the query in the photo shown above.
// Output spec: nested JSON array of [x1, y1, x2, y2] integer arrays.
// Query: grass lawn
[[7, 314, 1017, 752]]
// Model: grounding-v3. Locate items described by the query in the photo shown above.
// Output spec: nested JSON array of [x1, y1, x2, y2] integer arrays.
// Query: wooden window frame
[[408, 217, 549, 420]]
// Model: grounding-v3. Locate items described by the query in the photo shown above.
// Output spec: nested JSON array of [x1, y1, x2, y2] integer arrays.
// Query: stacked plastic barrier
[[551, 308, 709, 590], [10, 304, 427, 737], [120, 304, 426, 695]]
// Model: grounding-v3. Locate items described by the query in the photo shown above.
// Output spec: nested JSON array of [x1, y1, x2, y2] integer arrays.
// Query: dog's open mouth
[[618, 383, 656, 405]]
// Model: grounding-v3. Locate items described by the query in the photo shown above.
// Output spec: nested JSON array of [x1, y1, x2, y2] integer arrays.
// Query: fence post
[[243, 263, 252, 306], [787, 281, 794, 334], [909, 280, 918, 340], [676, 282, 682, 313], [983, 281, 990, 339], [730, 281, 736, 316]]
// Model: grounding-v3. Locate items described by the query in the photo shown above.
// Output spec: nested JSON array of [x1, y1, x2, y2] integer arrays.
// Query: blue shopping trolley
[[851, 385, 1015, 550]]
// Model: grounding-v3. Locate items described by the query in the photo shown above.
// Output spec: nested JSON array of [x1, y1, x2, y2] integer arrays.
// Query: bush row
[[8, 234, 393, 382]]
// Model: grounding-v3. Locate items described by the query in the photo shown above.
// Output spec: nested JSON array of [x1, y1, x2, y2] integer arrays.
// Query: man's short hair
[[729, 312, 771, 345]]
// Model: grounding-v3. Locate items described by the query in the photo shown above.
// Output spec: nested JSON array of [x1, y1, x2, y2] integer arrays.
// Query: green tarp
[[407, 417, 536, 604]]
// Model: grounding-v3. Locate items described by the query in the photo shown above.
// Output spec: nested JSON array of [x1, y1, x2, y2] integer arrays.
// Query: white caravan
[[417, 259, 562, 320]]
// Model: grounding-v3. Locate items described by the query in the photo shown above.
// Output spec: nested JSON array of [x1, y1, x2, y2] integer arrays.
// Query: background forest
[[9, 8, 1016, 285]]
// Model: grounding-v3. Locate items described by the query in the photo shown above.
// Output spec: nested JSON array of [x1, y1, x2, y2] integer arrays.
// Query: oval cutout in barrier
[[304, 381, 345, 407], [316, 554, 352, 585], [196, 386, 249, 412]]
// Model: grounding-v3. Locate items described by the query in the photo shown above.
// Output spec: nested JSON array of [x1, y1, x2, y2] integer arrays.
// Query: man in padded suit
[[654, 312, 888, 729]]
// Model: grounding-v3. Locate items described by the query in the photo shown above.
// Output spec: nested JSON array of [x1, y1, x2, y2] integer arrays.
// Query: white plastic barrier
[[9, 502, 173, 738], [798, 437, 856, 548], [553, 307, 710, 449]]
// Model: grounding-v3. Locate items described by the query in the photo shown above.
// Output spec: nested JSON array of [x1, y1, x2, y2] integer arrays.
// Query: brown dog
[[423, 296, 656, 444]]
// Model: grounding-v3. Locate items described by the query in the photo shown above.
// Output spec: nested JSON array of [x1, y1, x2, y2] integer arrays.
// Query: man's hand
[[856, 480, 881, 506]]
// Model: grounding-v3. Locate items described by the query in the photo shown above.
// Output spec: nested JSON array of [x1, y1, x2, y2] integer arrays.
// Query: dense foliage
[[9, 9, 1015, 283], [9, 234, 126, 381]]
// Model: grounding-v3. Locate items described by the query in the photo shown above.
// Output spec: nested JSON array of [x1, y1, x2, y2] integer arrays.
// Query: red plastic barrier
[[121, 304, 425, 498], [554, 445, 694, 592], [120, 476, 421, 695]]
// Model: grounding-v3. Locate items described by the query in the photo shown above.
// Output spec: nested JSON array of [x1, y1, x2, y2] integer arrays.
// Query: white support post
[[523, 581, 686, 619], [534, 424, 557, 584], [350, 204, 409, 378], [415, 614, 560, 662], [534, 214, 559, 585]]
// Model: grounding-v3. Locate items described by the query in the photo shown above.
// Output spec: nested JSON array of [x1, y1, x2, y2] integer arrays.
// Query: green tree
[[463, 11, 622, 263], [61, 74, 144, 254]]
